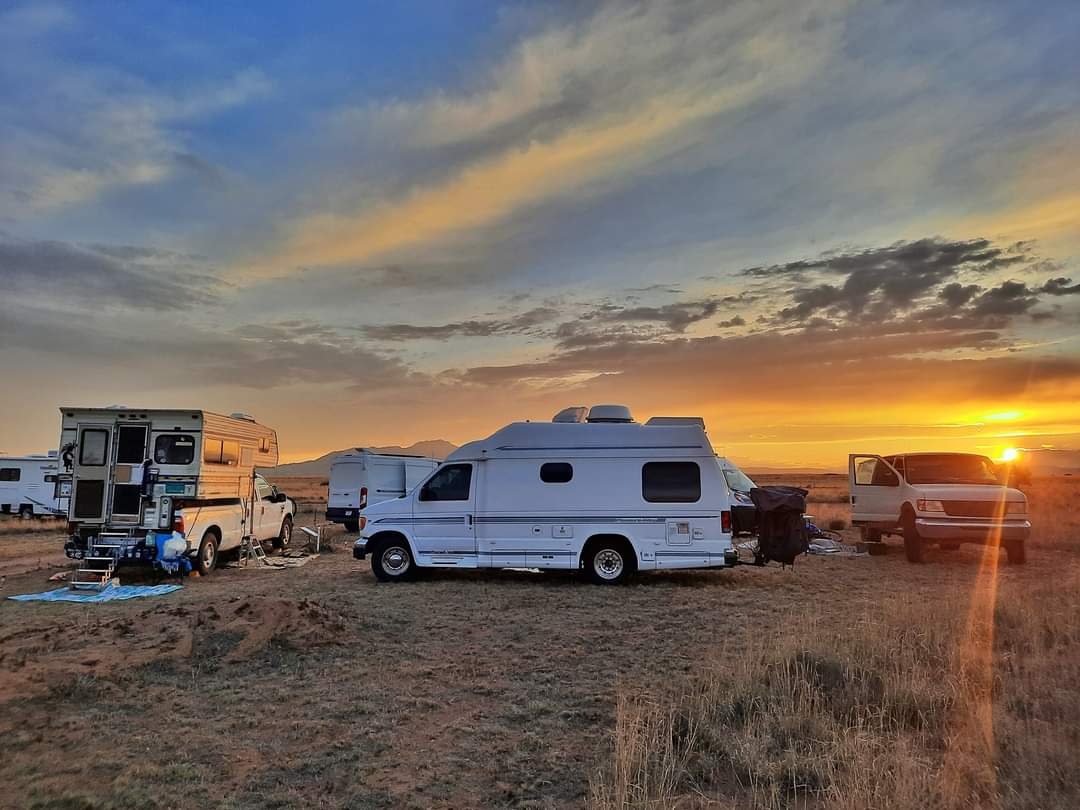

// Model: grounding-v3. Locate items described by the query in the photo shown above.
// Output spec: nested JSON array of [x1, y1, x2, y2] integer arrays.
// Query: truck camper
[[56, 407, 296, 584], [353, 405, 737, 584]]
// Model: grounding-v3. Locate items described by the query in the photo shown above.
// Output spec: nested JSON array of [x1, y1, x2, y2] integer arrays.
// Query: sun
[[1001, 447, 1020, 462]]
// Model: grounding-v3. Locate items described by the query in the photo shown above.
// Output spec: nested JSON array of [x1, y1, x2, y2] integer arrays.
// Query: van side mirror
[[272, 491, 288, 503]]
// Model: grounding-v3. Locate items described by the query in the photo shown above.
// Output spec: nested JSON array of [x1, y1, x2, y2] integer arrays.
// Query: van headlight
[[917, 499, 945, 513]]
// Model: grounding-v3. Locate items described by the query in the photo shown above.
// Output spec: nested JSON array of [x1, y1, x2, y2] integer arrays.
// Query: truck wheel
[[344, 519, 360, 533], [585, 539, 634, 585], [19, 505, 34, 519], [371, 538, 415, 582], [273, 516, 293, 550], [901, 509, 924, 563], [860, 527, 882, 543], [195, 531, 219, 575], [1004, 540, 1026, 565]]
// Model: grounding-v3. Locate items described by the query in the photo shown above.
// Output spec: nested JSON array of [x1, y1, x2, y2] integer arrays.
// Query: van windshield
[[904, 454, 1000, 485], [723, 468, 756, 494]]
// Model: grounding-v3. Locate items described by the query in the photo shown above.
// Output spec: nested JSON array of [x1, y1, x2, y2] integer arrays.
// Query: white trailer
[[353, 405, 736, 584], [327, 450, 440, 532], [56, 407, 296, 580], [0, 453, 64, 517]]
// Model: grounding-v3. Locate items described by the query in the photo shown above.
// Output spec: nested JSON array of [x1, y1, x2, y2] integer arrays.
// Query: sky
[[1, 0, 1079, 468]]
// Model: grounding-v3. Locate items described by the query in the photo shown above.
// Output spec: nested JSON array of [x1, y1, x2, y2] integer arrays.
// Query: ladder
[[70, 534, 125, 590], [239, 533, 268, 566]]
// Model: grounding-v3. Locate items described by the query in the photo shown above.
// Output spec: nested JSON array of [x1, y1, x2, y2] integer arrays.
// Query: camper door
[[111, 422, 149, 522], [412, 463, 476, 560], [71, 424, 112, 522]]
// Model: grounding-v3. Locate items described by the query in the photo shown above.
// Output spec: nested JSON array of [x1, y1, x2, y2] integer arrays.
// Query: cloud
[[359, 307, 557, 341], [1040, 277, 1080, 296], [0, 236, 221, 309], [251, 1, 848, 275]]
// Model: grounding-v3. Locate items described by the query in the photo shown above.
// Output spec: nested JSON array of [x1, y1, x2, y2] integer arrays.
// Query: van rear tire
[[195, 531, 219, 576], [344, 519, 360, 533], [584, 539, 634, 585], [1004, 540, 1026, 565]]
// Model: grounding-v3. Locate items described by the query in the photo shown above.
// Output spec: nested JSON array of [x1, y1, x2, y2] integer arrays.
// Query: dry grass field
[[0, 476, 1076, 809]]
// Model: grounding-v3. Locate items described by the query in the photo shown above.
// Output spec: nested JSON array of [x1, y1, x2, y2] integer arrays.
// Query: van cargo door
[[72, 424, 112, 522]]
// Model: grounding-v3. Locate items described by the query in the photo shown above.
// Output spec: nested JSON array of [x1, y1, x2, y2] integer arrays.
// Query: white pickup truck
[[849, 452, 1029, 564]]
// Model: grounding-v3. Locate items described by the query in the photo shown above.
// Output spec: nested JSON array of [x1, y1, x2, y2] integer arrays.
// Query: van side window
[[855, 458, 899, 487], [154, 435, 195, 465], [0, 468, 20, 482], [79, 429, 109, 466], [540, 462, 573, 483], [420, 464, 472, 501], [255, 478, 273, 500], [642, 462, 701, 503]]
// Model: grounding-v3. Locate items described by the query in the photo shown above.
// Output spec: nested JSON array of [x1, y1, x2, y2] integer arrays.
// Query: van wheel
[[19, 505, 34, 519], [585, 540, 633, 585], [195, 531, 219, 575], [344, 519, 360, 533], [371, 538, 415, 582], [901, 508, 924, 563], [273, 516, 293, 550], [1004, 540, 1026, 565]]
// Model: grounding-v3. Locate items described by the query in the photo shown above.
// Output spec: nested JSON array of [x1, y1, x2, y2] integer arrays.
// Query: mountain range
[[263, 440, 458, 477]]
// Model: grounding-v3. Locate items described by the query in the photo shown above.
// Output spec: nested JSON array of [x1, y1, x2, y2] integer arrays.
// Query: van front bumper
[[915, 518, 1030, 542], [353, 538, 368, 560]]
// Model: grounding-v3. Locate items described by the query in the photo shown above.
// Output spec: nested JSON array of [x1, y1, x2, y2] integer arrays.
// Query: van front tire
[[273, 516, 293, 550], [901, 508, 924, 563], [371, 537, 415, 582]]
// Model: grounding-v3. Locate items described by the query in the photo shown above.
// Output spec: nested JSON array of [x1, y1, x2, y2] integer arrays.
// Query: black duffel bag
[[749, 486, 809, 565]]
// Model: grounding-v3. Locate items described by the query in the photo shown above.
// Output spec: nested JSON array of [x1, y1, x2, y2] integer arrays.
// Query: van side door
[[849, 454, 902, 524], [412, 463, 476, 563]]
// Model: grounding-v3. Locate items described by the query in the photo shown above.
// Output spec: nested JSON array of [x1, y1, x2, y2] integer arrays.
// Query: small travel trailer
[[56, 407, 295, 582], [0, 452, 64, 517], [327, 450, 440, 532], [353, 405, 736, 584]]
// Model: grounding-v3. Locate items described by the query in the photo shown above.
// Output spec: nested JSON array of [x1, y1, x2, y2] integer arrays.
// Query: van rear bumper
[[327, 507, 357, 524], [915, 518, 1030, 542]]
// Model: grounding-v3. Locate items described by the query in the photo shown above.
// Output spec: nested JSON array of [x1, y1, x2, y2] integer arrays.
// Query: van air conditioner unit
[[586, 404, 635, 423]]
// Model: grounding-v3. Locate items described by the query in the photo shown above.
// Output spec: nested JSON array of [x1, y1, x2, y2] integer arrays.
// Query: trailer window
[[419, 464, 472, 501], [79, 429, 109, 466], [154, 435, 196, 465], [642, 462, 701, 503], [0, 468, 20, 482], [540, 462, 573, 483]]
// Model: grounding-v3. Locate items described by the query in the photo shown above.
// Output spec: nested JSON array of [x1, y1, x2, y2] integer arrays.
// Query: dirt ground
[[0, 477, 1073, 809]]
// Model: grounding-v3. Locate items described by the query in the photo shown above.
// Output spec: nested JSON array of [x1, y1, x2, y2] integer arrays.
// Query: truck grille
[[942, 500, 1005, 518]]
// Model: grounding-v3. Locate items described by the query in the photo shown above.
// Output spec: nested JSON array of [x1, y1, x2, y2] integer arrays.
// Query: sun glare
[[1000, 447, 1020, 462], [984, 410, 1024, 422]]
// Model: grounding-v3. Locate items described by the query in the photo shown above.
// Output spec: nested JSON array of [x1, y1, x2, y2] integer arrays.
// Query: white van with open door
[[849, 452, 1029, 563], [327, 450, 439, 532]]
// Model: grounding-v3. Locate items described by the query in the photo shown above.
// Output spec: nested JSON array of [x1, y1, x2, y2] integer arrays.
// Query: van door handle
[[467, 514, 473, 526]]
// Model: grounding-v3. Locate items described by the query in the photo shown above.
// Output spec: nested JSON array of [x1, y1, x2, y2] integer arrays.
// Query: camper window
[[419, 464, 472, 501], [540, 462, 573, 483], [79, 429, 109, 466], [154, 435, 195, 465], [642, 462, 701, 503], [203, 438, 240, 466], [0, 468, 20, 482]]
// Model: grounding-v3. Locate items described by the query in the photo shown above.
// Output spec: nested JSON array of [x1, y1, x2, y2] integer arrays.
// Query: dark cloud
[[0, 237, 221, 309], [1040, 277, 1080, 296], [717, 315, 745, 328], [358, 307, 558, 342], [940, 282, 981, 307], [599, 299, 722, 332], [970, 280, 1039, 317]]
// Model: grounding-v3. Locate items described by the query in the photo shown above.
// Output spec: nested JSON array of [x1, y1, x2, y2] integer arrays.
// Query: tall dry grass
[[591, 478, 1080, 810]]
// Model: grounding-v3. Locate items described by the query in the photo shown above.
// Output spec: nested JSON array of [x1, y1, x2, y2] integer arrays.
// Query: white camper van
[[56, 407, 296, 581], [353, 405, 736, 584], [327, 450, 440, 532], [0, 453, 64, 517]]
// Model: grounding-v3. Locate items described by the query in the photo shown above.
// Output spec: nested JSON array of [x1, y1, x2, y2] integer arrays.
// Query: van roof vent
[[229, 412, 257, 422], [586, 404, 635, 424], [552, 406, 588, 423], [645, 416, 706, 429]]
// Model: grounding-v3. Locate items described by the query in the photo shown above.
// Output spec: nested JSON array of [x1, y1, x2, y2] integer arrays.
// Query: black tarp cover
[[749, 486, 809, 565]]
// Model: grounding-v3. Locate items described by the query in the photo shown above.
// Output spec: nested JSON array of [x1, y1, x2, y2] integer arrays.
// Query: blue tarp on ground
[[7, 584, 183, 603]]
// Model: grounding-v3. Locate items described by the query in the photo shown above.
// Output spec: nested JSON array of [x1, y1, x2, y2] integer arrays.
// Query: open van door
[[848, 454, 902, 524]]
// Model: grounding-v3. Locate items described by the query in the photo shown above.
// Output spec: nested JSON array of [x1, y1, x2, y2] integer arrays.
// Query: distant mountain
[[262, 440, 458, 477], [1023, 448, 1080, 475]]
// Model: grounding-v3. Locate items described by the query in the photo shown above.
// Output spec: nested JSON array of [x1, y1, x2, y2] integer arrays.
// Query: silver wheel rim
[[281, 523, 291, 546], [594, 549, 624, 580], [382, 546, 410, 576], [202, 542, 215, 566]]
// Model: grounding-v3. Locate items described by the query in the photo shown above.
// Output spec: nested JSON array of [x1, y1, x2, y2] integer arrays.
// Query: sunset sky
[[2, 1, 1079, 468]]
